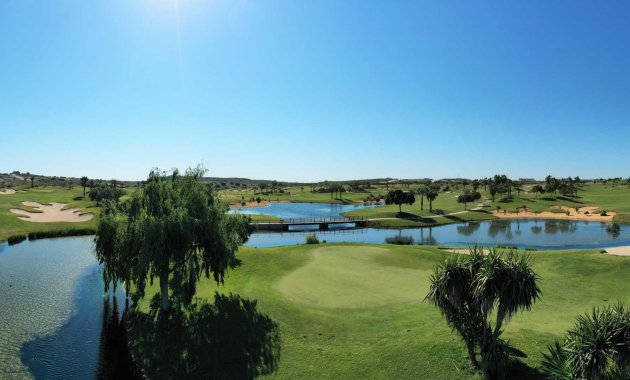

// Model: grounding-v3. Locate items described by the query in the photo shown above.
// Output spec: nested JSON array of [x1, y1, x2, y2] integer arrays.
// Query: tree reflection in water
[[97, 296, 140, 380]]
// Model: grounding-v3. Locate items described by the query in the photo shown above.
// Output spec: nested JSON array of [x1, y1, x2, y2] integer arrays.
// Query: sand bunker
[[602, 246, 630, 257], [492, 205, 615, 222], [0, 189, 16, 195], [10, 202, 93, 223]]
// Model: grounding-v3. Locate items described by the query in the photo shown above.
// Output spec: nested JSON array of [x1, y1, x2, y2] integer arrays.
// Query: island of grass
[[133, 243, 630, 379]]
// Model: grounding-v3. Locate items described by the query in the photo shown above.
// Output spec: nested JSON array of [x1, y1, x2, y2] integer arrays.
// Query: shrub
[[255, 197, 261, 203], [600, 210, 608, 216], [305, 233, 319, 244], [385, 236, 414, 245], [7, 235, 27, 246], [27, 228, 96, 241]]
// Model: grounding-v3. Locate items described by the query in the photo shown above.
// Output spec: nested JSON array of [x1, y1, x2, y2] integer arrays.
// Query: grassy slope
[[345, 183, 630, 227], [0, 186, 100, 242], [138, 243, 630, 379], [221, 185, 402, 204]]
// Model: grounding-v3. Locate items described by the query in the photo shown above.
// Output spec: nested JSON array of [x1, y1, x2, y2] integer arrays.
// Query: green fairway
[[344, 182, 630, 227], [277, 246, 423, 309], [136, 243, 630, 379]]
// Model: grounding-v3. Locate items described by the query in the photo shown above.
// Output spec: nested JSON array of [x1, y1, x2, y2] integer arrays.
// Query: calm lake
[[233, 202, 629, 249], [0, 237, 130, 379], [229, 202, 378, 219]]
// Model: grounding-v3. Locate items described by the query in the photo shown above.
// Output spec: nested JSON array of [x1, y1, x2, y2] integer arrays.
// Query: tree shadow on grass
[[557, 196, 584, 204], [442, 214, 464, 222], [395, 212, 438, 224], [128, 293, 280, 380], [508, 361, 547, 379]]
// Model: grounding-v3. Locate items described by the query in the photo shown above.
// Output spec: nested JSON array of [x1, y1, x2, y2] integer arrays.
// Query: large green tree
[[426, 247, 540, 378], [94, 167, 251, 313], [385, 189, 415, 214]]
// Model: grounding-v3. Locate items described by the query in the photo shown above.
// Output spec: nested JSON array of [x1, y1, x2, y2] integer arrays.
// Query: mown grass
[[136, 243, 630, 379], [246, 213, 282, 222]]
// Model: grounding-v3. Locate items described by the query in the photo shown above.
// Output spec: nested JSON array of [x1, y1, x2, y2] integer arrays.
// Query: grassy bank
[[135, 243, 630, 379]]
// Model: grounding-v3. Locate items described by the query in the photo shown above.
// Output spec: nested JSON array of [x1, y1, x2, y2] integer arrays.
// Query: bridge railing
[[250, 216, 367, 225]]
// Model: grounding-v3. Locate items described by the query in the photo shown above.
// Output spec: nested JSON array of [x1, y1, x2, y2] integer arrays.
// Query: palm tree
[[415, 186, 428, 211], [426, 246, 540, 377], [425, 185, 440, 212], [542, 303, 630, 379], [80, 176, 89, 197]]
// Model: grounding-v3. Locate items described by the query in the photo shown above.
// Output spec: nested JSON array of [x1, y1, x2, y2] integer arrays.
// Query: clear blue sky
[[1, 1, 629, 182]]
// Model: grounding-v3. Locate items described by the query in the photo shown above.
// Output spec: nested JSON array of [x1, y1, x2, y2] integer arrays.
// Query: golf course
[[129, 243, 629, 378]]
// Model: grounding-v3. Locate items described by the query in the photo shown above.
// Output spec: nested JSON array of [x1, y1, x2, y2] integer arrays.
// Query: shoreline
[[228, 199, 290, 209]]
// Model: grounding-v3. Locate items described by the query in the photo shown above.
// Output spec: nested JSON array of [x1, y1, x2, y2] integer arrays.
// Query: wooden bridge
[[251, 216, 369, 231]]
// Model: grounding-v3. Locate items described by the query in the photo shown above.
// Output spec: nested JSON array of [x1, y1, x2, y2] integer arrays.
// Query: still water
[[0, 237, 128, 379], [231, 203, 629, 249], [245, 219, 629, 249], [229, 202, 377, 219]]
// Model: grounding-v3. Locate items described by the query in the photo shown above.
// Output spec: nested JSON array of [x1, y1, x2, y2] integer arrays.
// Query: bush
[[305, 233, 319, 244], [385, 236, 414, 245], [7, 235, 27, 246], [27, 228, 96, 241], [255, 197, 261, 203], [600, 210, 608, 216]]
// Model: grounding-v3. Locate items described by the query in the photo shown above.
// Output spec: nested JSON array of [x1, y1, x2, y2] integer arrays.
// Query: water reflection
[[488, 221, 513, 240], [97, 297, 140, 379], [457, 222, 481, 236], [244, 219, 630, 250], [20, 265, 130, 379]]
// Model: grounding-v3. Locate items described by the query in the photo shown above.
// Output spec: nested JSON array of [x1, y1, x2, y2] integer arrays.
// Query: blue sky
[[1, 1, 629, 181]]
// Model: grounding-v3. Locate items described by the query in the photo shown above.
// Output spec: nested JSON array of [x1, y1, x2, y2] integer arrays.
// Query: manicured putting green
[[276, 246, 424, 309]]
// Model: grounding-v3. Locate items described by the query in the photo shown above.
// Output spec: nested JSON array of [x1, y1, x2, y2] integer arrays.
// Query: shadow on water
[[457, 222, 481, 236], [97, 297, 141, 380], [20, 266, 139, 379], [128, 292, 280, 380]]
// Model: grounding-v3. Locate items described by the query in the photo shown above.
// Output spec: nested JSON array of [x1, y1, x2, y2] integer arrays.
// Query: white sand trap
[[602, 246, 630, 257], [0, 189, 16, 195], [10, 201, 93, 223]]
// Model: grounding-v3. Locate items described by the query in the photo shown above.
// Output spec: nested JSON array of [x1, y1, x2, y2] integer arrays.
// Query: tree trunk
[[467, 343, 480, 369], [160, 272, 170, 312], [420, 196, 424, 211], [429, 200, 433, 212], [398, 204, 402, 214]]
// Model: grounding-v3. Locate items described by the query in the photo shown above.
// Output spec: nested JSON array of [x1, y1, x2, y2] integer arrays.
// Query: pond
[[229, 202, 378, 219], [231, 202, 629, 249], [245, 219, 629, 249], [0, 237, 134, 379]]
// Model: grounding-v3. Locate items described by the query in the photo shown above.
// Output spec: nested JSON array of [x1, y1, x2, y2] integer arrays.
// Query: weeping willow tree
[[426, 246, 541, 378], [94, 167, 251, 313]]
